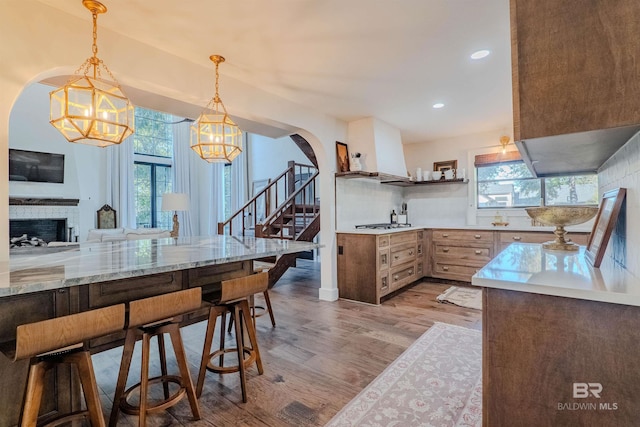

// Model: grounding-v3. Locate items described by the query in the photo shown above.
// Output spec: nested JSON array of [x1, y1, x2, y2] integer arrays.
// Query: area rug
[[326, 322, 482, 427], [436, 286, 482, 310]]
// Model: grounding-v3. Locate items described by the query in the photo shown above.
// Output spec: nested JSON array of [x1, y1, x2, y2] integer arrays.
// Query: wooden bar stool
[[227, 262, 275, 332], [109, 288, 202, 427], [8, 304, 125, 427], [197, 272, 268, 402]]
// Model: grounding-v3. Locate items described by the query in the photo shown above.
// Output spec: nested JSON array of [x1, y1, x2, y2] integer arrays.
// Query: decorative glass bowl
[[525, 206, 598, 251]]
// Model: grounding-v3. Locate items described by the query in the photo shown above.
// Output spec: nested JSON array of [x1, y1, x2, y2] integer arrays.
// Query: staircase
[[218, 161, 320, 287]]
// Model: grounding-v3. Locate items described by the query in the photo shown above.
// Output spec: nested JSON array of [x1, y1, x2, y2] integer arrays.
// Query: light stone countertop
[[336, 224, 592, 235], [472, 243, 640, 306], [2, 236, 320, 297]]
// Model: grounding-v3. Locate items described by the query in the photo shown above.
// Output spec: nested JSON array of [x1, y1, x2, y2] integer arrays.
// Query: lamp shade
[[161, 193, 190, 211]]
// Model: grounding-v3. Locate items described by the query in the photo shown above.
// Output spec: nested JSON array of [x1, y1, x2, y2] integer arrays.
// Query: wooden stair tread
[[254, 261, 276, 273]]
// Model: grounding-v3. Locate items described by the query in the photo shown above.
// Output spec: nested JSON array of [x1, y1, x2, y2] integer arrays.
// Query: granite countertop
[[2, 236, 320, 297], [472, 243, 640, 306]]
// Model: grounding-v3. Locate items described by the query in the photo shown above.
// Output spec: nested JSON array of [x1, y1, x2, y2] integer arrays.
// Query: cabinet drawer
[[433, 262, 481, 281], [433, 244, 492, 263], [89, 271, 183, 308], [432, 229, 494, 243], [390, 231, 417, 246], [499, 231, 554, 244], [390, 242, 418, 267], [390, 262, 417, 290], [378, 235, 390, 248]]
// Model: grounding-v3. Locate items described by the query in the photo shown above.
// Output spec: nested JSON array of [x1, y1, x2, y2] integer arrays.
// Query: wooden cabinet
[[0, 290, 72, 427], [511, 0, 640, 141], [496, 230, 589, 253], [337, 230, 420, 304], [431, 229, 495, 282]]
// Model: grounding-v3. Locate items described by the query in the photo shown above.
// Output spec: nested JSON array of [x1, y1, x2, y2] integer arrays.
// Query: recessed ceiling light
[[433, 103, 445, 109], [470, 50, 491, 60]]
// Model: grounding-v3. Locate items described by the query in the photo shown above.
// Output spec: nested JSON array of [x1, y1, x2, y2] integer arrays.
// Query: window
[[133, 107, 174, 228], [477, 161, 598, 208]]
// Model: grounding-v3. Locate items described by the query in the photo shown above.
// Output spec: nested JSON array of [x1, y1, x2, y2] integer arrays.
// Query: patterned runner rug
[[326, 323, 482, 427], [436, 286, 483, 310]]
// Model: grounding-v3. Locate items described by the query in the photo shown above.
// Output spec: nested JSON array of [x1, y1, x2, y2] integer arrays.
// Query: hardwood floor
[[93, 260, 482, 426]]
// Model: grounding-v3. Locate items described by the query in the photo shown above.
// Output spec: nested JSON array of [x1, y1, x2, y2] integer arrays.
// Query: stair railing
[[255, 170, 320, 240], [218, 161, 317, 236]]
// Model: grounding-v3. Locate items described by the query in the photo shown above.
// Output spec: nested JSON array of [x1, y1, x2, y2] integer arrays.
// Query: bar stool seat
[[109, 288, 202, 427], [197, 272, 268, 402], [7, 304, 125, 427]]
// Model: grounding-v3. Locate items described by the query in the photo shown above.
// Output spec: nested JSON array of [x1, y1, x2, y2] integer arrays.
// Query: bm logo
[[573, 383, 602, 398]]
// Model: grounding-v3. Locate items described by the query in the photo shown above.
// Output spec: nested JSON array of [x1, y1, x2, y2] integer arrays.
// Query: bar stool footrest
[[120, 375, 186, 415], [40, 410, 89, 427], [206, 347, 257, 374]]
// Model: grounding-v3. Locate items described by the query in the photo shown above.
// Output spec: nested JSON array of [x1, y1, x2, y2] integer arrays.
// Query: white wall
[[403, 129, 512, 226], [597, 131, 640, 276], [9, 83, 106, 241], [248, 134, 311, 185], [335, 178, 404, 230]]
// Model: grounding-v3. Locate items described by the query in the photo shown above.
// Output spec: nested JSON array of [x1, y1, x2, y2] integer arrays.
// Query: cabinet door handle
[[442, 248, 450, 253], [474, 250, 482, 255], [513, 236, 522, 241], [443, 266, 449, 271], [474, 234, 481, 239]]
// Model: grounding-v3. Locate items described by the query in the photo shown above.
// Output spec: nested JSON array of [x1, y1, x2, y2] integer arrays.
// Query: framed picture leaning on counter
[[586, 187, 626, 268]]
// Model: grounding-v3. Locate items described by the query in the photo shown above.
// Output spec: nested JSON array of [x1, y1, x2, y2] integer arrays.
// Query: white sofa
[[85, 227, 171, 243]]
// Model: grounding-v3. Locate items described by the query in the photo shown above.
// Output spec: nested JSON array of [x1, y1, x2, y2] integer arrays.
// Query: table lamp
[[161, 193, 190, 238]]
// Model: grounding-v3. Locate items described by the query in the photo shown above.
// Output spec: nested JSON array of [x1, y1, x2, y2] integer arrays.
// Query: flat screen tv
[[9, 149, 65, 184]]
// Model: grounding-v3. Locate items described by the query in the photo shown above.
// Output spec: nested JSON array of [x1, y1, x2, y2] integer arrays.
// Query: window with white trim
[[476, 155, 598, 208]]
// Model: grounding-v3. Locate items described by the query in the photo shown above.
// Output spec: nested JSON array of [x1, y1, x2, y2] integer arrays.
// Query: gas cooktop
[[355, 223, 412, 229]]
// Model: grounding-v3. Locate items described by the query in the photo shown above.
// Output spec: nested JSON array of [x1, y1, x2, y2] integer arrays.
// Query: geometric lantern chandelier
[[50, 0, 134, 147], [190, 55, 242, 163]]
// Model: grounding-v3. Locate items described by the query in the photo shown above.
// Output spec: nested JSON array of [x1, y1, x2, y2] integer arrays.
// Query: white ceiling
[[37, 0, 513, 144]]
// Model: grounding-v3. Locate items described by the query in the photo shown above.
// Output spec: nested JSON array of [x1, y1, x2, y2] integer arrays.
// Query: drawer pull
[[442, 248, 450, 253], [442, 233, 449, 238], [394, 255, 399, 260], [513, 236, 522, 241], [474, 250, 482, 255], [394, 275, 399, 281], [409, 269, 414, 275], [408, 251, 414, 255], [443, 266, 449, 271], [474, 234, 481, 239]]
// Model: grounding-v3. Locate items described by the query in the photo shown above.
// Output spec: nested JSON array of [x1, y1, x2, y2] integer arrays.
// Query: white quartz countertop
[[336, 224, 591, 235], [472, 243, 640, 306], [1, 236, 320, 297]]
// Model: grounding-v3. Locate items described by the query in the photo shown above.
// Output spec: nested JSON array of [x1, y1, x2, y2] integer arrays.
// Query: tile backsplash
[[597, 131, 640, 276]]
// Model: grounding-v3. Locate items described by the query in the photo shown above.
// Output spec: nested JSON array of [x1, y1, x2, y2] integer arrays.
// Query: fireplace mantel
[[9, 197, 79, 206]]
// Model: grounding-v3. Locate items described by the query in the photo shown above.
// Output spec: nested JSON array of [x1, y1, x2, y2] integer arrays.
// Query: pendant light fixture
[[190, 55, 242, 163], [50, 0, 134, 147]]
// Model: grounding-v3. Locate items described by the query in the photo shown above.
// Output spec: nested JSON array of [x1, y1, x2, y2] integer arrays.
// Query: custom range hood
[[515, 124, 640, 177]]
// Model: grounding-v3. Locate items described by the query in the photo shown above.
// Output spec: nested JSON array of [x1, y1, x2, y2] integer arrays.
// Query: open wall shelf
[[335, 171, 468, 187]]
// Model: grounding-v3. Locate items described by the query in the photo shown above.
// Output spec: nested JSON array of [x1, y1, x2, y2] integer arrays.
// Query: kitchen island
[[0, 235, 319, 426], [473, 243, 640, 426]]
